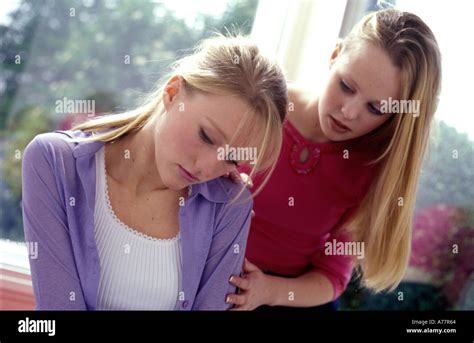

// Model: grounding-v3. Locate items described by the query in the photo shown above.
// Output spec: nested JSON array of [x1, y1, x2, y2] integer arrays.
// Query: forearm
[[265, 271, 335, 307]]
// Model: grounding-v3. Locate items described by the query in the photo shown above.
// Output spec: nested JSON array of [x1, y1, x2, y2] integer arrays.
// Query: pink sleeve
[[311, 232, 355, 300], [310, 206, 359, 300]]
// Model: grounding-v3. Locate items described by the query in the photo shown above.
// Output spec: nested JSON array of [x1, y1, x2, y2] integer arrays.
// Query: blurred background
[[0, 0, 472, 311]]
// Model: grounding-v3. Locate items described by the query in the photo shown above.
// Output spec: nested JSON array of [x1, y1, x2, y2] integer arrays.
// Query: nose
[[196, 150, 233, 181], [341, 99, 360, 120]]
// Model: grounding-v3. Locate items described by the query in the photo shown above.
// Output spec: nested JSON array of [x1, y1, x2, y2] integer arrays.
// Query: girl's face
[[318, 42, 401, 141], [154, 76, 257, 190]]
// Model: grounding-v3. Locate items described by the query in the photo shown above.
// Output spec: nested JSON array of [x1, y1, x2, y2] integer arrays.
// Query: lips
[[329, 115, 351, 132], [178, 165, 199, 183]]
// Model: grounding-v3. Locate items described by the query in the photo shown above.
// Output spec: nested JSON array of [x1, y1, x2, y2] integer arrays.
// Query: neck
[[305, 96, 331, 143], [105, 118, 167, 196]]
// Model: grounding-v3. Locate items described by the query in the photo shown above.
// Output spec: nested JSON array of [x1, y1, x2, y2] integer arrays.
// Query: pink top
[[241, 119, 383, 299]]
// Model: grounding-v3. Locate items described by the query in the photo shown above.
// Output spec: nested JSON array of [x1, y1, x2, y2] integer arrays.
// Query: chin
[[159, 170, 183, 191], [328, 132, 351, 142], [322, 116, 351, 142], [167, 178, 187, 191], [325, 133, 343, 142], [320, 123, 338, 142]]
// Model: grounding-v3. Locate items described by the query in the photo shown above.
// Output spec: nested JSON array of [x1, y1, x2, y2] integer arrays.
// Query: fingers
[[229, 275, 250, 290], [226, 171, 254, 190], [228, 305, 247, 311], [226, 293, 247, 307], [240, 173, 253, 188], [229, 171, 241, 183], [223, 171, 240, 183], [243, 258, 260, 273]]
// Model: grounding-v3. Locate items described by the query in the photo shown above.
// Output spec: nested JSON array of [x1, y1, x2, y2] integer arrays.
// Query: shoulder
[[24, 130, 101, 164], [24, 131, 77, 165], [218, 176, 252, 201], [204, 177, 252, 205], [22, 130, 103, 187], [194, 177, 253, 227], [217, 178, 253, 235]]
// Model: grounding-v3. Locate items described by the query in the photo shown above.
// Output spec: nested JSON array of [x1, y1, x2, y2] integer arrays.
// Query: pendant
[[290, 143, 321, 174]]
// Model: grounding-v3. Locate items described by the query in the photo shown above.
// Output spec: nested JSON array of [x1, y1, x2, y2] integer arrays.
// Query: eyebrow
[[345, 75, 360, 92], [345, 73, 386, 106], [204, 115, 230, 143]]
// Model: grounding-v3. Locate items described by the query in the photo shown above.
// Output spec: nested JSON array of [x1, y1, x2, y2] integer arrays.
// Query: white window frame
[[251, 0, 348, 89]]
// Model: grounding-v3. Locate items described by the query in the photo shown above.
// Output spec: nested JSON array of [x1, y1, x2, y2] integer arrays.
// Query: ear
[[329, 41, 342, 69], [163, 75, 184, 111]]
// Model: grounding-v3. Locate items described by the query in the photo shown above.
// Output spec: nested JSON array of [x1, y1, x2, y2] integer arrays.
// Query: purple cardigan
[[22, 130, 253, 310]]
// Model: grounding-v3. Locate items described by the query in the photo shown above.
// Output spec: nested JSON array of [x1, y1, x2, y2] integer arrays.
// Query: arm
[[266, 270, 335, 306], [22, 135, 87, 310], [228, 259, 335, 309], [228, 207, 357, 310], [192, 195, 253, 310]]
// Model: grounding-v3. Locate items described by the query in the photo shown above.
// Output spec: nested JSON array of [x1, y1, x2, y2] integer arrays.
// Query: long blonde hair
[[73, 34, 288, 199], [341, 10, 442, 291]]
